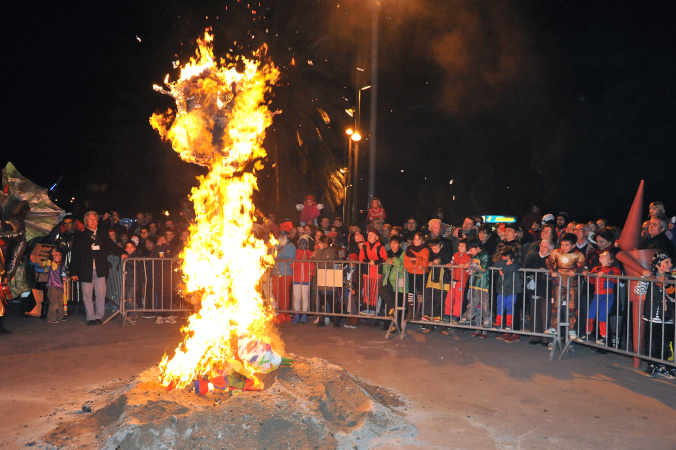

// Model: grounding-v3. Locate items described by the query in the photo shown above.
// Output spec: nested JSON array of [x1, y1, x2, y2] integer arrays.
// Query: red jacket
[[450, 251, 471, 283], [292, 249, 315, 283]]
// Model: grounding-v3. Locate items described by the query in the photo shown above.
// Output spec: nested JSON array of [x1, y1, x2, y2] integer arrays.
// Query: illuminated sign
[[482, 215, 517, 224]]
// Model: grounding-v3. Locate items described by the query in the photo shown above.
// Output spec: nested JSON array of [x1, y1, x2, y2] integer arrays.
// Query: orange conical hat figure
[[615, 180, 656, 368], [618, 180, 644, 251]]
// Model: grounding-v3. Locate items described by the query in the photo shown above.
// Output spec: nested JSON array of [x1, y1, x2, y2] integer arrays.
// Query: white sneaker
[[569, 330, 578, 340], [155, 316, 165, 324], [544, 327, 557, 335], [166, 316, 177, 324]]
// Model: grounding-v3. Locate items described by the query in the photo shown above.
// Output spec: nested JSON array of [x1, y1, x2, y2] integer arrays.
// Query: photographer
[[99, 210, 127, 237]]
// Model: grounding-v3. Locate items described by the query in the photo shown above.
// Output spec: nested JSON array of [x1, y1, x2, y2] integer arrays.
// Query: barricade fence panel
[[112, 255, 674, 368], [63, 278, 81, 315], [264, 259, 675, 368], [572, 272, 675, 367], [121, 257, 192, 325], [106, 255, 124, 310]]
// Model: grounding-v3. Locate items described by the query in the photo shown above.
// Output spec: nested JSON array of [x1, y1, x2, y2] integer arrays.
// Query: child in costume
[[292, 235, 315, 323], [380, 235, 407, 330], [545, 232, 586, 340], [272, 225, 295, 324], [493, 249, 523, 334], [421, 238, 451, 332], [403, 232, 429, 321], [635, 252, 675, 378], [460, 238, 491, 335], [359, 229, 388, 315], [45, 247, 67, 323], [366, 197, 387, 223], [443, 238, 471, 324], [296, 195, 323, 226], [583, 250, 621, 344]]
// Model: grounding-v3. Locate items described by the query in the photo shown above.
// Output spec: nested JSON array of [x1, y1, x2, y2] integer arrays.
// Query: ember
[[150, 29, 283, 389]]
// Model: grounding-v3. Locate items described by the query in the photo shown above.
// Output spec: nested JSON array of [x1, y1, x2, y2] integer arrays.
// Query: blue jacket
[[272, 243, 295, 276]]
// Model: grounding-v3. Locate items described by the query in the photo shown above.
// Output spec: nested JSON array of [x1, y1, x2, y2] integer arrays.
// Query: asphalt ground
[[1, 309, 675, 448]]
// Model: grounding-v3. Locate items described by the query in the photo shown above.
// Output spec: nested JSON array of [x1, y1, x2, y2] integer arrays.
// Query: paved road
[[1, 312, 675, 448]]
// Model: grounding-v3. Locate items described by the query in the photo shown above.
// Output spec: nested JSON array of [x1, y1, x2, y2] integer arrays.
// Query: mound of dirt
[[43, 355, 416, 449]]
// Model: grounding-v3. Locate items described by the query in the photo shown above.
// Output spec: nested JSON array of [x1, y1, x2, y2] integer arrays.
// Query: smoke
[[316, 0, 545, 117], [421, 1, 541, 114]]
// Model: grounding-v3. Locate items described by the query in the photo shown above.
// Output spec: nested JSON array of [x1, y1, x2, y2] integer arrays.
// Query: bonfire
[[150, 29, 289, 393]]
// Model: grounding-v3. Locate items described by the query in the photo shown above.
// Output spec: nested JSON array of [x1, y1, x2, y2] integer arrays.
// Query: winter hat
[[298, 235, 310, 249], [541, 214, 555, 225], [279, 221, 294, 233]]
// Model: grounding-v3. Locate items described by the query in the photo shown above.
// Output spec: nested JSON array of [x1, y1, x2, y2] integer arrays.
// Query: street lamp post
[[341, 168, 348, 221], [345, 129, 361, 224], [345, 84, 370, 225], [345, 129, 354, 222], [367, 1, 379, 210]]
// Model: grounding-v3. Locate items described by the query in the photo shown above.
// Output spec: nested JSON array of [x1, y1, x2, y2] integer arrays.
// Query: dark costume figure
[[0, 200, 31, 333]]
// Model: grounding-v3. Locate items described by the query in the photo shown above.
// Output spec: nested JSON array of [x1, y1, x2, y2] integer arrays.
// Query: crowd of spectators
[[22, 209, 193, 326], [266, 198, 675, 378], [9, 195, 675, 377]]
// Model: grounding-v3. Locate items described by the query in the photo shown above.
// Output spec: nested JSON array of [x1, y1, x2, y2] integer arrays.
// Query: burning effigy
[[150, 29, 287, 391]]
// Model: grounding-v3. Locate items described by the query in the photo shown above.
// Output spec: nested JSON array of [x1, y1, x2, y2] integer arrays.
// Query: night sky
[[3, 1, 674, 226]]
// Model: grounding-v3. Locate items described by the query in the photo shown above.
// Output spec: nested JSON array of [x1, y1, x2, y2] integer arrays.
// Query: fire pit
[[44, 356, 415, 448]]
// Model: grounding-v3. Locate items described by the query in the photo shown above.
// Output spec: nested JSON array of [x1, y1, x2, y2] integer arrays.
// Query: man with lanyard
[[70, 211, 126, 325]]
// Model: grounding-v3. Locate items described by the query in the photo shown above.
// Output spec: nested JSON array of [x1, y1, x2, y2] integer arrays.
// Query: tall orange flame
[[150, 30, 280, 389]]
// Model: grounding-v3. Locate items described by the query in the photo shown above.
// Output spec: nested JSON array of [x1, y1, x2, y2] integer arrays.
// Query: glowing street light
[[345, 127, 363, 224]]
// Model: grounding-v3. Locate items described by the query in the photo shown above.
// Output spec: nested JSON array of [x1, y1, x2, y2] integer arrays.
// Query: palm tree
[[205, 1, 365, 218]]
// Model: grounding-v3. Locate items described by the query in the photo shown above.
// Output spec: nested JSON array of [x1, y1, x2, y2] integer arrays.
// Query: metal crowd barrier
[[63, 277, 81, 316], [571, 272, 675, 368], [120, 257, 191, 327], [264, 258, 675, 369], [102, 255, 124, 324]]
